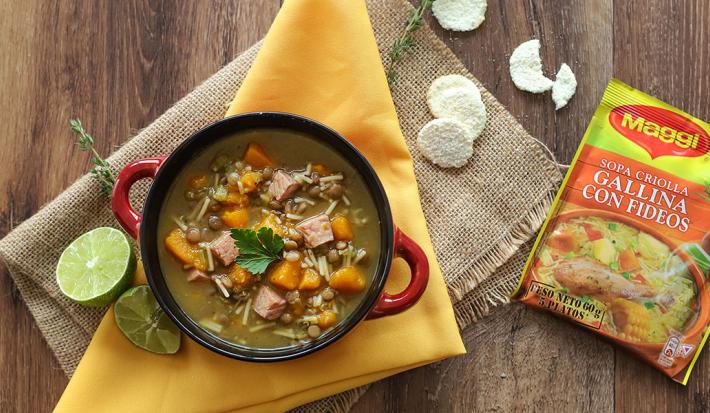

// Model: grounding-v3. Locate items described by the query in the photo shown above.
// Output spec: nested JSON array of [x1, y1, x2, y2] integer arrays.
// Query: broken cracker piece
[[509, 39, 553, 93], [552, 63, 577, 110]]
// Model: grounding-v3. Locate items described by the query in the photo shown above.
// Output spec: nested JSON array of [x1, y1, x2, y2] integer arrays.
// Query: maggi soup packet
[[513, 79, 710, 384]]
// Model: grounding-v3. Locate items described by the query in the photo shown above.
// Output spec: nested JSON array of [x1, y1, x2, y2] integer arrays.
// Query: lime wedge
[[114, 285, 181, 354], [56, 227, 135, 307]]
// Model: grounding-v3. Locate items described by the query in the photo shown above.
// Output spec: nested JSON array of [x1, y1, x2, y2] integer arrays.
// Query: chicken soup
[[513, 80, 710, 383], [157, 129, 380, 348], [536, 216, 698, 344]]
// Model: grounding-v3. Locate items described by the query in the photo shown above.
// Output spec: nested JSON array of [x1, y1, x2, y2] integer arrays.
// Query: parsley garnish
[[230, 228, 284, 274], [644, 301, 655, 310]]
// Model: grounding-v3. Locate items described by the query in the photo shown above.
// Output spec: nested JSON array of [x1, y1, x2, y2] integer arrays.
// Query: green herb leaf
[[234, 255, 278, 275], [230, 228, 284, 274], [644, 301, 655, 309], [621, 272, 631, 280], [580, 295, 590, 303], [69, 118, 116, 196], [386, 0, 434, 86], [609, 261, 619, 271], [608, 223, 617, 230]]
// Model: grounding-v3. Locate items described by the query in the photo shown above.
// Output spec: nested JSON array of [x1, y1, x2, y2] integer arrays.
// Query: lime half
[[114, 285, 181, 354], [56, 227, 135, 307]]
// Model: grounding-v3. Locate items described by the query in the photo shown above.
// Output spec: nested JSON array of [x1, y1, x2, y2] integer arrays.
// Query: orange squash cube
[[298, 268, 322, 290], [243, 143, 274, 168], [221, 207, 249, 228], [223, 191, 249, 207], [164, 229, 207, 270], [228, 264, 254, 289], [257, 213, 286, 237], [329, 266, 366, 294], [269, 259, 302, 290], [239, 171, 262, 193], [318, 310, 337, 329], [330, 215, 353, 241]]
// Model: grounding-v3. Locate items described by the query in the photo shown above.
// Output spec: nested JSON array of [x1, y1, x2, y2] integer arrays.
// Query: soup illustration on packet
[[513, 79, 710, 384]]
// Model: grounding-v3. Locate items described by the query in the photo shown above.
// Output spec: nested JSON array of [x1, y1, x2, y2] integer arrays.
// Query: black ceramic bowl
[[112, 112, 429, 361]]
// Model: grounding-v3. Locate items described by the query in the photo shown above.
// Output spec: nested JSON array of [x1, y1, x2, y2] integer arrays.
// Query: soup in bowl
[[111, 113, 429, 361], [532, 210, 709, 350]]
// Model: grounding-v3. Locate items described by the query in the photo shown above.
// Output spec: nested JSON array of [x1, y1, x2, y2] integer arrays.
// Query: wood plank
[[0, 1, 69, 409], [0, 1, 280, 410], [3, 0, 710, 411], [612, 1, 710, 411], [353, 0, 615, 410], [352, 304, 615, 412]]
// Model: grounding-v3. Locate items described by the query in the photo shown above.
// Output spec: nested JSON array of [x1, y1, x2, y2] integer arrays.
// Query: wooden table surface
[[1, 0, 708, 411]]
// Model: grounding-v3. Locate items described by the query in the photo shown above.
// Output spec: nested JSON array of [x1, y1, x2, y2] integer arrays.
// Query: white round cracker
[[417, 119, 474, 168], [427, 74, 482, 103], [427, 87, 487, 140], [432, 0, 487, 32], [509, 39, 553, 93], [552, 63, 577, 110]]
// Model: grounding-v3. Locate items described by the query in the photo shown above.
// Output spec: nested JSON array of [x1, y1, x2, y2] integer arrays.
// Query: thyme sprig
[[385, 0, 434, 86], [69, 118, 116, 196]]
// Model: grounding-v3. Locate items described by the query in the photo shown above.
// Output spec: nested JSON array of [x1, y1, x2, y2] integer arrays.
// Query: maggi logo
[[609, 105, 710, 159]]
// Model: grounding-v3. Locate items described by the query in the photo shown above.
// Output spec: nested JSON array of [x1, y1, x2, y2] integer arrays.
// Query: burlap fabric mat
[[0, 0, 561, 411]]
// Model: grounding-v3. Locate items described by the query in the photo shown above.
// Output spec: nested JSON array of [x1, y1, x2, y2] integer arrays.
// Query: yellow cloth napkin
[[55, 1, 464, 411]]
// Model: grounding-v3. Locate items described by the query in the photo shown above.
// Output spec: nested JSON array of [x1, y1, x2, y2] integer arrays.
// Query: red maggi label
[[609, 105, 710, 159]]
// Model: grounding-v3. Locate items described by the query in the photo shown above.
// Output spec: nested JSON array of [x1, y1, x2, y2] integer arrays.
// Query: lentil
[[285, 251, 301, 262], [208, 215, 223, 230], [327, 249, 341, 264], [325, 183, 344, 199], [185, 227, 201, 243], [283, 240, 299, 251], [307, 325, 321, 338], [321, 288, 335, 301]]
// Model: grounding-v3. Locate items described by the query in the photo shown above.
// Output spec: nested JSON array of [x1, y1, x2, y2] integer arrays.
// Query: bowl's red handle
[[367, 227, 429, 319], [111, 157, 165, 239]]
